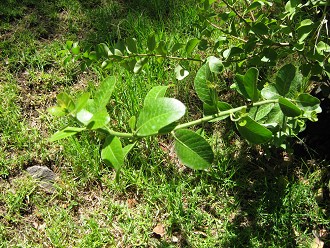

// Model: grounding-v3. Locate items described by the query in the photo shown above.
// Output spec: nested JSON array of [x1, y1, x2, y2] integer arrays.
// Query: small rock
[[26, 166, 56, 193]]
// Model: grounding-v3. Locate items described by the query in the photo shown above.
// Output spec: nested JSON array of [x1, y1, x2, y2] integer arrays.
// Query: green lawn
[[0, 0, 329, 247]]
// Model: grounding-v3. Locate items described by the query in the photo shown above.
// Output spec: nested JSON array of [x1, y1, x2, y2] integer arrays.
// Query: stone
[[26, 166, 56, 193]]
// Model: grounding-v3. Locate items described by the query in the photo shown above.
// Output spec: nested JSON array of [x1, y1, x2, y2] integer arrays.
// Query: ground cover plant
[[0, 0, 330, 247]]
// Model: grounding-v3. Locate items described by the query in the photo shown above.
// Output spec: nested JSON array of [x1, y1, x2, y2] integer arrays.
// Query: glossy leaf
[[236, 116, 273, 144], [144, 86, 168, 106], [234, 67, 259, 102], [49, 127, 85, 142], [175, 64, 189, 80], [101, 136, 124, 171], [275, 64, 296, 96], [123, 143, 135, 157], [174, 129, 214, 170], [207, 56, 223, 73], [279, 97, 302, 117], [136, 97, 186, 136]]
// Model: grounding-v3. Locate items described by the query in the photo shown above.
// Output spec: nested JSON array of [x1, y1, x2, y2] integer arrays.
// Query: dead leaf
[[153, 223, 166, 238], [126, 198, 137, 208], [311, 237, 324, 248]]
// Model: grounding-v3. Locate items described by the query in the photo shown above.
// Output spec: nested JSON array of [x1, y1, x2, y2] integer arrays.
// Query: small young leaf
[[123, 143, 136, 158], [57, 92, 75, 112], [49, 127, 86, 142], [278, 97, 302, 117], [71, 42, 80, 55], [275, 64, 296, 96], [144, 86, 168, 106], [236, 116, 272, 144], [174, 129, 214, 170], [136, 98, 186, 136], [234, 68, 259, 102], [128, 116, 136, 131], [175, 64, 189, 80], [147, 34, 156, 51], [185, 38, 200, 55], [47, 106, 66, 117], [101, 136, 124, 172]]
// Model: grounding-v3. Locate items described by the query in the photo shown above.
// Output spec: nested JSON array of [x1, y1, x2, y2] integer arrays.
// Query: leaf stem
[[174, 99, 278, 130], [120, 53, 203, 62]]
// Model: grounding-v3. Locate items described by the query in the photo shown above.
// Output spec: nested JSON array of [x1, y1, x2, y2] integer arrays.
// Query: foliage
[[50, 0, 329, 177]]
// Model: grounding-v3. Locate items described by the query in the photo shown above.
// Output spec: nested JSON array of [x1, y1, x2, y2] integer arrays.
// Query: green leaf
[[155, 41, 167, 56], [296, 93, 320, 111], [203, 101, 232, 121], [136, 97, 186, 136], [94, 76, 116, 110], [49, 127, 86, 142], [278, 97, 302, 117], [98, 43, 112, 57], [65, 41, 73, 50], [86, 109, 110, 129], [174, 129, 214, 170], [194, 63, 214, 105], [261, 84, 280, 100], [126, 38, 138, 53], [234, 67, 259, 102], [128, 116, 136, 131], [275, 64, 296, 96], [207, 56, 223, 73], [175, 64, 189, 80], [134, 58, 148, 73], [74, 92, 90, 113], [171, 43, 185, 53], [123, 143, 136, 158], [57, 92, 75, 112], [251, 22, 268, 35], [249, 103, 275, 121], [71, 42, 80, 55], [47, 106, 66, 117], [144, 86, 168, 106], [101, 136, 124, 172], [236, 116, 272, 144], [296, 19, 314, 43], [147, 34, 156, 51], [185, 38, 200, 55]]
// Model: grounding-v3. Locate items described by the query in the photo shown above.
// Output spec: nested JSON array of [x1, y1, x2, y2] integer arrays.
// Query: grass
[[1, 0, 330, 247]]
